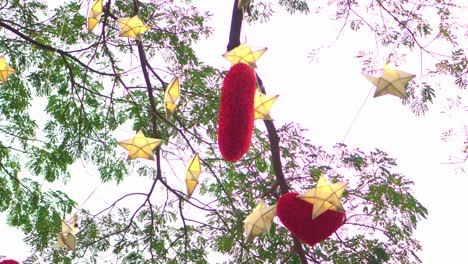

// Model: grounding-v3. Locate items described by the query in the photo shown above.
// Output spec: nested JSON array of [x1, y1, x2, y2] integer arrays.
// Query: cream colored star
[[243, 200, 277, 243], [185, 153, 201, 199], [363, 64, 415, 99], [297, 175, 347, 219], [118, 130, 162, 160], [222, 42, 267, 68], [254, 90, 279, 120], [117, 15, 149, 41], [87, 0, 103, 32], [238, 0, 252, 10], [164, 77, 180, 119], [57, 214, 78, 251], [0, 56, 15, 83]]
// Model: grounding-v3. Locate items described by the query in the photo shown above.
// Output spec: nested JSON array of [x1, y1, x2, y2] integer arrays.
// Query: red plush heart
[[276, 192, 345, 247], [217, 63, 256, 162], [0, 260, 20, 264]]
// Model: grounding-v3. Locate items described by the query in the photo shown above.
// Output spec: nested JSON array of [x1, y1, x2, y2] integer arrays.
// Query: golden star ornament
[[57, 214, 79, 251], [254, 90, 279, 120], [222, 42, 267, 68], [87, 0, 103, 32], [117, 15, 149, 41], [118, 130, 162, 160], [164, 77, 180, 119], [185, 153, 201, 199], [363, 64, 416, 99], [297, 175, 347, 219], [243, 200, 277, 243], [0, 56, 15, 83]]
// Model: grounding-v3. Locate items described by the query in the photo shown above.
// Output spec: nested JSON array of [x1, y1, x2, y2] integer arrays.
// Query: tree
[[2, 0, 465, 263]]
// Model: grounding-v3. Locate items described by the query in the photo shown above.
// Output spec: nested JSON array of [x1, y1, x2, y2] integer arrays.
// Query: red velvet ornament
[[217, 63, 257, 162], [276, 192, 345, 247], [0, 260, 20, 264]]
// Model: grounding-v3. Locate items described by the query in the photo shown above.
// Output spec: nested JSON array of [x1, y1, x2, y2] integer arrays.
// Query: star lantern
[[243, 200, 277, 243], [117, 15, 149, 41], [0, 56, 15, 83], [87, 0, 103, 32], [363, 64, 416, 99], [57, 214, 79, 251], [254, 89, 279, 120], [164, 77, 180, 119], [118, 130, 162, 160], [222, 42, 267, 68], [297, 175, 347, 219], [237, 0, 252, 10], [185, 153, 201, 199]]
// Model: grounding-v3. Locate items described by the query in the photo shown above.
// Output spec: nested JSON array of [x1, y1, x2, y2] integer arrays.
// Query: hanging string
[[321, 85, 374, 176]]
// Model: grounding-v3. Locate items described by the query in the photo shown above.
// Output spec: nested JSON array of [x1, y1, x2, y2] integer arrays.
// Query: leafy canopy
[[1, 0, 464, 263]]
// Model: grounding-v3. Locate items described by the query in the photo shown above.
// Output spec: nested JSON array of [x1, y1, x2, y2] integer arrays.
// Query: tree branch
[[226, 1, 308, 263]]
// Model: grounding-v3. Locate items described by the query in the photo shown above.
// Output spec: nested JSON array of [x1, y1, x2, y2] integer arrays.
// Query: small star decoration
[[117, 15, 149, 41], [254, 89, 278, 120], [363, 64, 415, 99], [185, 153, 201, 199], [0, 56, 15, 83], [223, 42, 267, 68], [243, 200, 277, 243], [297, 175, 347, 219], [118, 130, 162, 160]]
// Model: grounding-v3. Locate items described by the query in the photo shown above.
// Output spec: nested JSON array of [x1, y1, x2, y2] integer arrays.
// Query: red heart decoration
[[276, 192, 345, 247], [0, 260, 20, 264]]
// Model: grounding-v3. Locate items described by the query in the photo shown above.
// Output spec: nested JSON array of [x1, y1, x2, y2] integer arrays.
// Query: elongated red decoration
[[218, 63, 257, 162], [277, 192, 345, 247]]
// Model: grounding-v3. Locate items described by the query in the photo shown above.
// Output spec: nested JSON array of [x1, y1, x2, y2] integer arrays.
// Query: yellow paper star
[[118, 130, 162, 160], [117, 15, 149, 41], [243, 200, 277, 243], [185, 153, 201, 199], [237, 0, 252, 10], [363, 64, 415, 99], [254, 90, 279, 120], [297, 175, 347, 220], [57, 214, 78, 251], [0, 56, 15, 83], [87, 0, 103, 32], [164, 77, 180, 119], [222, 42, 267, 68]]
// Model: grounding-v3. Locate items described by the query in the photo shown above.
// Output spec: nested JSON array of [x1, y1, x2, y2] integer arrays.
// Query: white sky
[[1, 1, 468, 263]]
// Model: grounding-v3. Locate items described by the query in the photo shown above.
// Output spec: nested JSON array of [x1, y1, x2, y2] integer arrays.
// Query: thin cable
[[340, 86, 374, 144], [323, 85, 374, 175]]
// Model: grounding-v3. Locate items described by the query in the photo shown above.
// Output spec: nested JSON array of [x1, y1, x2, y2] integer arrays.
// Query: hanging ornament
[[237, 0, 252, 10], [0, 56, 15, 83], [217, 62, 257, 162], [276, 176, 347, 246], [185, 153, 201, 199], [117, 15, 148, 41], [363, 64, 415, 99], [243, 200, 277, 243], [87, 0, 103, 32], [297, 175, 347, 219], [0, 260, 20, 264], [254, 89, 279, 120], [277, 192, 345, 247], [164, 77, 180, 119], [57, 214, 78, 251], [118, 130, 162, 160], [222, 42, 267, 68]]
